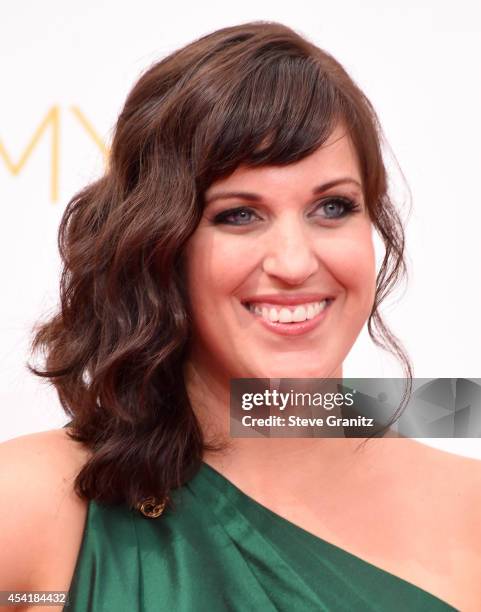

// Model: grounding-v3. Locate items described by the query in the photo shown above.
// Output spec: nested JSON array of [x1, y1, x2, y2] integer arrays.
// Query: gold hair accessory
[[137, 496, 167, 518]]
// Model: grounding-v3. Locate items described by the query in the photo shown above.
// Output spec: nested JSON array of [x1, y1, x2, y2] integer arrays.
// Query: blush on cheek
[[218, 243, 262, 280], [332, 241, 376, 313], [329, 249, 375, 284]]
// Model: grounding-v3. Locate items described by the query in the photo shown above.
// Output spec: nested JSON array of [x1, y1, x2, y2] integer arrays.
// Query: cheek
[[184, 233, 251, 310], [323, 228, 377, 309]]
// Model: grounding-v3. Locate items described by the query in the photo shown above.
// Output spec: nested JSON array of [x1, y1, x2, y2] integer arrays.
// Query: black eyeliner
[[211, 197, 362, 226], [211, 206, 256, 225]]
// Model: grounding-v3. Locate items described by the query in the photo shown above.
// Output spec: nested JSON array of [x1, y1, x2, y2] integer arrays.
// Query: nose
[[262, 217, 319, 285]]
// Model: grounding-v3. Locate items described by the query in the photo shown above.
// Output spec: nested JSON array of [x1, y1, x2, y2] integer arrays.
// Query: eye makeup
[[210, 196, 362, 226]]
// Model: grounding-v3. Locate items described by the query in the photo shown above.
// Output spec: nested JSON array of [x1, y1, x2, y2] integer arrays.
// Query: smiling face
[[183, 124, 376, 381]]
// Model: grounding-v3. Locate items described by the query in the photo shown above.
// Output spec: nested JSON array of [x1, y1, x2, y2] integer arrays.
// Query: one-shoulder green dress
[[65, 462, 457, 611]]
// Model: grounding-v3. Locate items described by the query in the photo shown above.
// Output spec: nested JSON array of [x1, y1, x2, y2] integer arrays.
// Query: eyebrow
[[204, 177, 363, 205]]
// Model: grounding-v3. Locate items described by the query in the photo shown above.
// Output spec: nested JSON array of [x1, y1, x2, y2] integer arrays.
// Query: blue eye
[[212, 207, 259, 225], [318, 197, 360, 219], [211, 198, 361, 226]]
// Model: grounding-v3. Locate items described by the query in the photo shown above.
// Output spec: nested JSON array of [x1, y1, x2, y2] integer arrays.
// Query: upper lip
[[241, 293, 333, 306]]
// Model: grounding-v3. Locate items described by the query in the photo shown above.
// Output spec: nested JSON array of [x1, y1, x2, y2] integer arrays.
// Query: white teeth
[[292, 306, 307, 322], [269, 307, 279, 322], [263, 306, 281, 323], [279, 308, 293, 323], [247, 300, 328, 323]]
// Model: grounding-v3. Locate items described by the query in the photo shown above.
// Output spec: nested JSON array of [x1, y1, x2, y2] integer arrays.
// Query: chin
[[246, 362, 339, 380]]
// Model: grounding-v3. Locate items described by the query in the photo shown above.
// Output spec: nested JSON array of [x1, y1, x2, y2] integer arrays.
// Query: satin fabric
[[65, 462, 456, 611]]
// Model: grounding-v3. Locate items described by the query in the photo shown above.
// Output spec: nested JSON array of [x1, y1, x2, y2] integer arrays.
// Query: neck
[[183, 358, 379, 503]]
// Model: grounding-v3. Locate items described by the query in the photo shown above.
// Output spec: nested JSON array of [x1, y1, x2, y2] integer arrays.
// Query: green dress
[[65, 462, 457, 611]]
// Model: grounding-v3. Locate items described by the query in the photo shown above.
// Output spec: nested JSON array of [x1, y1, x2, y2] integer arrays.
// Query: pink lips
[[243, 299, 333, 337]]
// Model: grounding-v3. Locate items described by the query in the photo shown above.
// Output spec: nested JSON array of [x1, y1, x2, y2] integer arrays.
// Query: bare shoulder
[[430, 444, 481, 608], [0, 428, 92, 595], [404, 439, 481, 523], [409, 440, 481, 599], [411, 439, 481, 496], [368, 438, 481, 610], [0, 427, 91, 473], [438, 445, 481, 540]]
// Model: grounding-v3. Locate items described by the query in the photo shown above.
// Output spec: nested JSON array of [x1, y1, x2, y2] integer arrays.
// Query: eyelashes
[[211, 197, 362, 226]]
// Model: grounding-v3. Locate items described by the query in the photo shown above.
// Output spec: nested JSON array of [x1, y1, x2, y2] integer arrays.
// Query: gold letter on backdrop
[[0, 106, 60, 202], [70, 106, 109, 169]]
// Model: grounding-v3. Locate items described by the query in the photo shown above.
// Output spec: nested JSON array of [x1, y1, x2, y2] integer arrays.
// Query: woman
[[1, 21, 480, 612]]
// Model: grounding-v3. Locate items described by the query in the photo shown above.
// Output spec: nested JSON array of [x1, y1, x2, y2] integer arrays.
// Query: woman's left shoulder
[[405, 438, 481, 482], [411, 441, 481, 545], [414, 440, 481, 500], [428, 443, 481, 492], [413, 441, 481, 601]]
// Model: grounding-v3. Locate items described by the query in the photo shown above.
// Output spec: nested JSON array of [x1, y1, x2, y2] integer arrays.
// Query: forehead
[[204, 125, 362, 200]]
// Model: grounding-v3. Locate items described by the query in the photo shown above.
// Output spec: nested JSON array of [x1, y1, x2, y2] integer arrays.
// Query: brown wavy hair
[[28, 21, 412, 509]]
